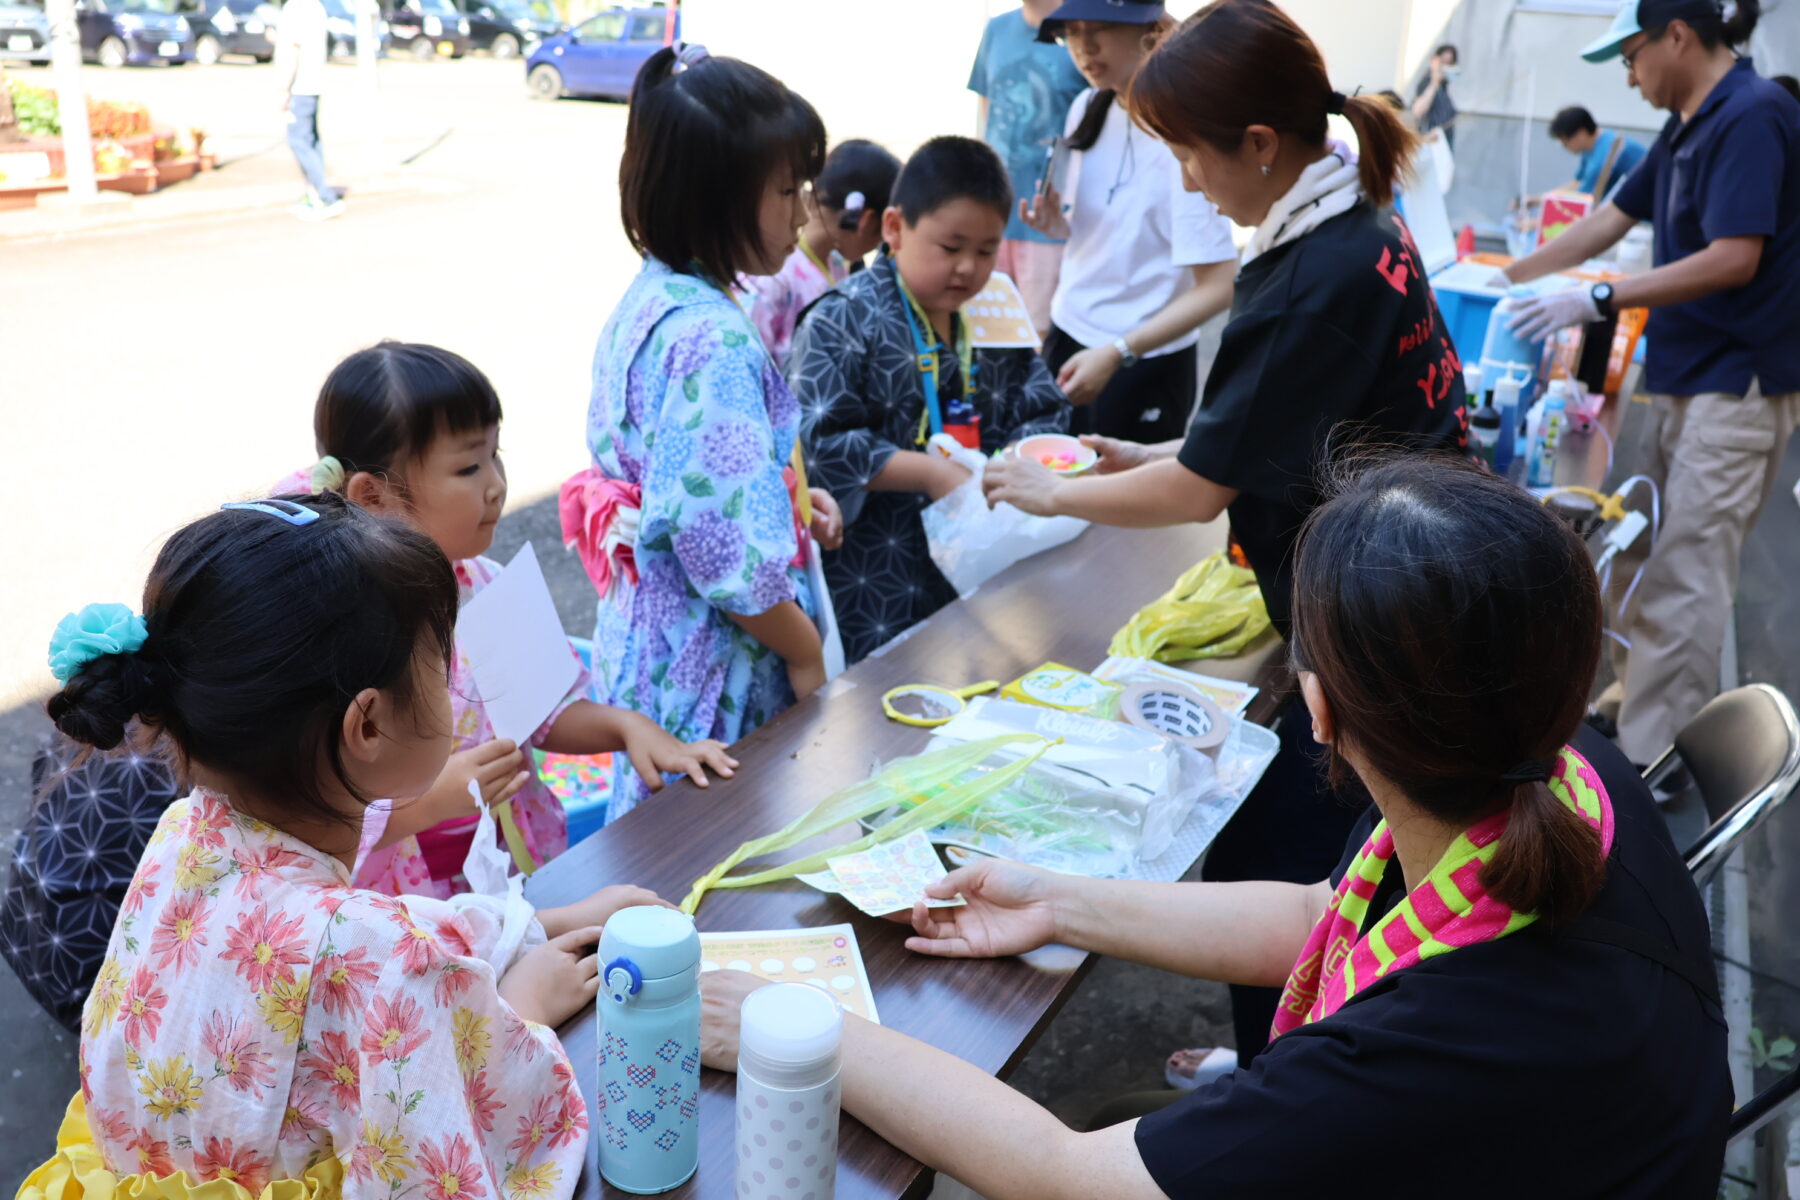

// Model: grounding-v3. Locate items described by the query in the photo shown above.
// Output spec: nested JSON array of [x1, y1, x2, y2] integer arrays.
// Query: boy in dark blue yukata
[[789, 136, 1070, 663]]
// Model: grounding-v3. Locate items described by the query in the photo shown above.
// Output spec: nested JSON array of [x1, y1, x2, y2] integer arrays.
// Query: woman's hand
[[981, 454, 1066, 517], [1079, 434, 1151, 475], [905, 858, 1066, 959], [499, 925, 603, 1027], [808, 488, 844, 551], [700, 969, 770, 1070], [615, 711, 738, 791], [1056, 344, 1123, 408], [1019, 180, 1070, 241]]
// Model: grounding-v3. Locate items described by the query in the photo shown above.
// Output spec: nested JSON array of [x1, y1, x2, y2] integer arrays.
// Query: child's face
[[358, 423, 507, 562], [884, 198, 1006, 315], [747, 165, 808, 277]]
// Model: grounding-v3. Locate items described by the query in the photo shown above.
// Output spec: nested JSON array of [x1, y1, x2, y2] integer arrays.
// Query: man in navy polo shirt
[[1503, 0, 1799, 767]]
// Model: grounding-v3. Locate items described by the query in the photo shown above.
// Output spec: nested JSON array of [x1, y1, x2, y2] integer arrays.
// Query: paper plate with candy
[[1015, 433, 1098, 476]]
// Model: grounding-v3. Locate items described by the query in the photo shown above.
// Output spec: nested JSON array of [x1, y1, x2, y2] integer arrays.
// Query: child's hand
[[1020, 181, 1070, 240], [700, 969, 770, 1070], [536, 885, 671, 941], [1056, 344, 1124, 407], [808, 488, 844, 551], [617, 712, 739, 791], [498, 925, 602, 1027], [1080, 434, 1151, 475], [925, 459, 973, 503], [419, 739, 529, 821]]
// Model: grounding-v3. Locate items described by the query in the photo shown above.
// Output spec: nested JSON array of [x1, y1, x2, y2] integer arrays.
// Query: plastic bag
[[1109, 553, 1272, 662], [921, 437, 1088, 597], [875, 698, 1220, 877], [679, 733, 1057, 913]]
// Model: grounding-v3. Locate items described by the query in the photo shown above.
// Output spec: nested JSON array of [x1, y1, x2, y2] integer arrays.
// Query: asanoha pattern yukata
[[44, 790, 586, 1197], [587, 258, 812, 822]]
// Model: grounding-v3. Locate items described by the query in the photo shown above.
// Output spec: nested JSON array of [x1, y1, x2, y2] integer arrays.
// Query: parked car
[[36, 0, 194, 67], [383, 0, 468, 59], [320, 0, 386, 58], [176, 0, 274, 62], [0, 0, 51, 63], [455, 0, 556, 59], [525, 4, 671, 101]]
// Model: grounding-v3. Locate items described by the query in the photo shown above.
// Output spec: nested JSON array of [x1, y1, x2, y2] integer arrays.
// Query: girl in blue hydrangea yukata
[[574, 43, 842, 822]]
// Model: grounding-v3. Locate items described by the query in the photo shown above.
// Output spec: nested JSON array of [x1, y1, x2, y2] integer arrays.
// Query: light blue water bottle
[[598, 906, 701, 1194]]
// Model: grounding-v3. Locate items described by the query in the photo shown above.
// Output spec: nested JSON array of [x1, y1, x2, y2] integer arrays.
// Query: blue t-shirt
[[1612, 58, 1800, 396], [1574, 128, 1648, 198], [968, 9, 1088, 244]]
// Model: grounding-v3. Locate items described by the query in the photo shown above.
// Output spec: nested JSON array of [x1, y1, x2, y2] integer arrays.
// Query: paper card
[[1538, 192, 1595, 248], [1093, 656, 1259, 717], [700, 925, 881, 1024], [455, 543, 582, 749], [795, 829, 966, 918], [962, 272, 1041, 349]]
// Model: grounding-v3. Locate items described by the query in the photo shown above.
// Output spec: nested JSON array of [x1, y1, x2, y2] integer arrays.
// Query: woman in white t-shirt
[[1023, 0, 1238, 442]]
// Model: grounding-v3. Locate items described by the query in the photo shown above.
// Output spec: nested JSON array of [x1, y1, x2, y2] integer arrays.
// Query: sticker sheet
[[699, 925, 882, 1024], [796, 829, 967, 918]]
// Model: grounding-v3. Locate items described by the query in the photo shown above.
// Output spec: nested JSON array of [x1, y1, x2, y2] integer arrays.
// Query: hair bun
[[46, 652, 163, 751]]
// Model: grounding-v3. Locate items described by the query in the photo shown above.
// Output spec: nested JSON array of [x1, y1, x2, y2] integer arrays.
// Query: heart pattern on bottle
[[680, 1048, 699, 1075], [627, 1063, 656, 1088], [655, 1129, 681, 1152], [655, 1038, 682, 1062], [605, 1080, 627, 1105], [626, 1108, 656, 1132], [678, 1094, 697, 1121]]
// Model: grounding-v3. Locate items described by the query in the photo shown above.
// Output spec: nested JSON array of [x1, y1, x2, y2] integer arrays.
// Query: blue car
[[525, 4, 674, 101], [56, 0, 195, 66]]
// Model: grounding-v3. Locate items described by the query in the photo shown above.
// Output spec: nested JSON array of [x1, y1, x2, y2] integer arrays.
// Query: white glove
[[1506, 286, 1601, 341]]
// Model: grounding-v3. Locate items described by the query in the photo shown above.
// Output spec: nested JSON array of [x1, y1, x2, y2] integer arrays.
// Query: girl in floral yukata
[[22, 493, 665, 1199], [280, 342, 737, 897], [580, 43, 843, 822]]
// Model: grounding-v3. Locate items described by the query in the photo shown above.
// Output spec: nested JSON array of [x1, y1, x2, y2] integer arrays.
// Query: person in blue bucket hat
[[1503, 0, 1800, 772]]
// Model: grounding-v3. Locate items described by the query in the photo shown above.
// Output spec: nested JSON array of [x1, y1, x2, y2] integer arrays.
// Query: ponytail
[[1067, 89, 1115, 153], [1338, 92, 1417, 208], [1480, 780, 1606, 924]]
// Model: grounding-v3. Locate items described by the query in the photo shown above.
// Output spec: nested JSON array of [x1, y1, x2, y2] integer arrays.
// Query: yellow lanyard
[[798, 236, 835, 284]]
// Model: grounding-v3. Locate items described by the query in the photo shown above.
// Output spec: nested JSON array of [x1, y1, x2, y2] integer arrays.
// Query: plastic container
[[1526, 381, 1569, 489], [1480, 287, 1546, 412], [737, 983, 843, 1200], [599, 906, 702, 1194], [1491, 371, 1524, 474], [1470, 404, 1502, 469]]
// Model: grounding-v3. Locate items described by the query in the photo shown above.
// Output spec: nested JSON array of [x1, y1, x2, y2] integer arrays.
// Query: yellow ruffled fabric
[[18, 1095, 343, 1200]]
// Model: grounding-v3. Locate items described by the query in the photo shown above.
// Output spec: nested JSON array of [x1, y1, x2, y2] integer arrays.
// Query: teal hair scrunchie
[[48, 603, 149, 684]]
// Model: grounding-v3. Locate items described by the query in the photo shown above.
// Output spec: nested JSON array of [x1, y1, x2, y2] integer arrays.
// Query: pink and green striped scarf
[[1271, 745, 1614, 1040]]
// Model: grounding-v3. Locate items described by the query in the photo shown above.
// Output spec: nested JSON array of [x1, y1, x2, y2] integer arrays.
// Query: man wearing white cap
[[1503, 0, 1800, 767]]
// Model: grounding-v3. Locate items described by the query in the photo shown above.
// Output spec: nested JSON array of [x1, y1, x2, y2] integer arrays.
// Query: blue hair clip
[[221, 499, 321, 526]]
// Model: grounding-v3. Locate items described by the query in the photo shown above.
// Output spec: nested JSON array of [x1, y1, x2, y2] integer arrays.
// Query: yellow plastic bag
[[680, 734, 1057, 914], [1108, 553, 1272, 663]]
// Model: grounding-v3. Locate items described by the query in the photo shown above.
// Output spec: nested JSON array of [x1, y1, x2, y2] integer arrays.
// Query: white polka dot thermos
[[736, 983, 844, 1200], [598, 907, 702, 1194]]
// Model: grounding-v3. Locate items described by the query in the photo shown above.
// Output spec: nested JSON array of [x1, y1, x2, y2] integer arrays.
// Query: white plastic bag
[[805, 537, 848, 681], [920, 437, 1088, 596]]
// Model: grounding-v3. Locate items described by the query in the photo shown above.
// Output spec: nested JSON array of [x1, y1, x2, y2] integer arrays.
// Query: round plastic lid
[[596, 905, 700, 983], [741, 983, 842, 1082]]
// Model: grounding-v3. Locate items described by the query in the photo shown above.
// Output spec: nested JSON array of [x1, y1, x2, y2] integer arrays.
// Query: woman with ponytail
[[697, 453, 1728, 1199], [984, 0, 1473, 1061]]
